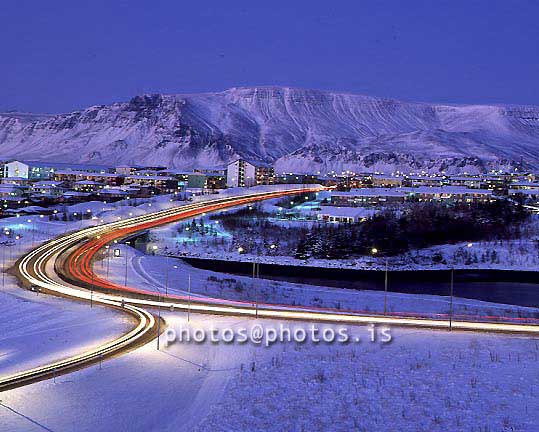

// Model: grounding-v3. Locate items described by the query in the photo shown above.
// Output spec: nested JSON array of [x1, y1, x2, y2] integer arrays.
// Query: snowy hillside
[[1, 87, 538, 173]]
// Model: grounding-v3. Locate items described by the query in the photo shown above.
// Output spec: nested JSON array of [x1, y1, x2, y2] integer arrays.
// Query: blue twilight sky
[[1, 0, 538, 113]]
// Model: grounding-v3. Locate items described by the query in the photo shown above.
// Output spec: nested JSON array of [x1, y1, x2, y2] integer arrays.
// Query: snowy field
[[0, 313, 261, 432], [95, 243, 539, 322], [0, 277, 132, 377], [2, 310, 539, 432], [148, 229, 539, 272], [145, 193, 539, 273], [2, 186, 539, 431], [195, 325, 539, 432]]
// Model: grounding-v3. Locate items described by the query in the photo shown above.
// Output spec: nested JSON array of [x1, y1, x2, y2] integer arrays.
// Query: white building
[[226, 159, 274, 188], [331, 186, 495, 207], [226, 159, 257, 188], [0, 184, 25, 198], [4, 160, 54, 180], [316, 207, 375, 223], [4, 160, 109, 180]]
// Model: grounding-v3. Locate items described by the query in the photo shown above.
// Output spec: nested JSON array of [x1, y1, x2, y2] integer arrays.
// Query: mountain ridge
[[1, 86, 538, 174]]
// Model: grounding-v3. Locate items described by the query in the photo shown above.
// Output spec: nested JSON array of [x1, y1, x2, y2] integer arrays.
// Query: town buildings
[[226, 159, 274, 187]]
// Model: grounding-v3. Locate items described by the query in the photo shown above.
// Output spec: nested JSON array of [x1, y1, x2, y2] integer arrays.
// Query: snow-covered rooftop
[[334, 186, 494, 197]]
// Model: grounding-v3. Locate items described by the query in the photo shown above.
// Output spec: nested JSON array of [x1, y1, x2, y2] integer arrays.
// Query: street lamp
[[187, 273, 191, 322], [164, 255, 170, 296], [1, 240, 7, 289], [27, 219, 36, 247], [105, 245, 111, 278], [90, 251, 94, 308], [449, 268, 454, 330], [384, 257, 389, 316], [124, 241, 130, 287], [252, 260, 260, 318], [15, 235, 20, 257]]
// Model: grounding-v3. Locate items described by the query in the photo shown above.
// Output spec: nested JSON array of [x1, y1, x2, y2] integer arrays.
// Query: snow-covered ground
[[195, 326, 539, 432], [97, 242, 539, 325], [145, 195, 539, 272], [3, 306, 539, 432], [0, 276, 131, 377], [164, 238, 539, 271], [0, 313, 268, 432], [2, 186, 539, 431]]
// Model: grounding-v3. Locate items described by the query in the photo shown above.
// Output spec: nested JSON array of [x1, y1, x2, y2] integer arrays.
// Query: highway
[[0, 187, 321, 391], [2, 185, 539, 391]]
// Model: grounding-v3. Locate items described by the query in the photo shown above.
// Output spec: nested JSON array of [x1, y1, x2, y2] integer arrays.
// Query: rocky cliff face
[[1, 87, 538, 173]]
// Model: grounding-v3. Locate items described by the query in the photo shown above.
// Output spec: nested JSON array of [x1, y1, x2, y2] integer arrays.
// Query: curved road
[[2, 186, 539, 391]]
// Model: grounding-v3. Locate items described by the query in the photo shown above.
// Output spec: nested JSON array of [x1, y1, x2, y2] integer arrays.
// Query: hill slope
[[1, 87, 538, 173]]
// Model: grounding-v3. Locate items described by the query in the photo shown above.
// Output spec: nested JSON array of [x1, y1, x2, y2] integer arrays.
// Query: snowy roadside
[[94, 243, 539, 322], [0, 312, 279, 432], [149, 235, 539, 272], [194, 326, 539, 432], [0, 274, 132, 377]]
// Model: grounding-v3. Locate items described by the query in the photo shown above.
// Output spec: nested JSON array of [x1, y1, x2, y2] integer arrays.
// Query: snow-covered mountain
[[1, 87, 538, 174]]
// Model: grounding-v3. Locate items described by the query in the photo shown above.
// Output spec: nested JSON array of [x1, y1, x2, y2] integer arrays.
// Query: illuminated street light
[[237, 246, 244, 253], [371, 247, 378, 255]]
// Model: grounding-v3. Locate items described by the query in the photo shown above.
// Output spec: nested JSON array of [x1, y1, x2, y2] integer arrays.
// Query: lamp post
[[164, 255, 169, 296], [105, 245, 110, 279], [372, 248, 389, 315], [15, 235, 20, 258], [252, 260, 260, 318], [449, 268, 454, 331], [154, 283, 162, 350], [124, 241, 130, 287], [156, 293, 162, 351], [187, 273, 191, 322], [384, 257, 389, 316], [27, 219, 36, 247], [1, 241, 6, 289], [90, 264, 94, 309], [148, 243, 165, 349]]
